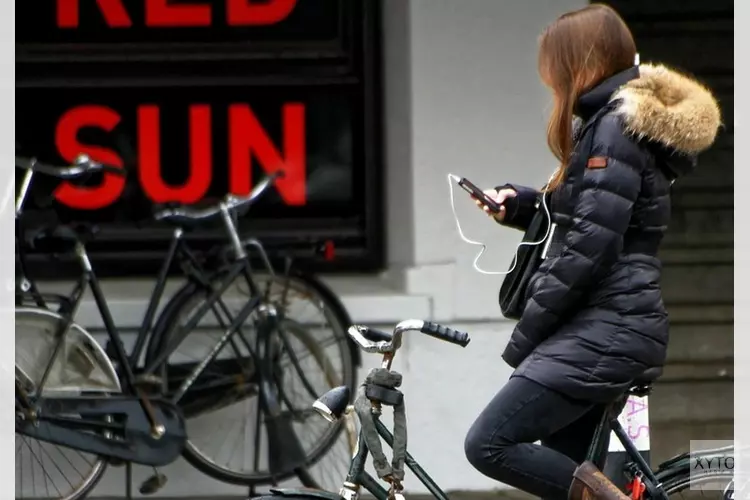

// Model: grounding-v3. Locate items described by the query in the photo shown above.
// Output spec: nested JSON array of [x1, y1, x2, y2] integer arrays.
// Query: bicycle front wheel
[[147, 271, 356, 486], [656, 466, 734, 499]]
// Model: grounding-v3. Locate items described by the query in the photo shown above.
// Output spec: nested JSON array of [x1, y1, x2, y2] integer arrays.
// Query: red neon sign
[[55, 0, 298, 29], [53, 103, 307, 210]]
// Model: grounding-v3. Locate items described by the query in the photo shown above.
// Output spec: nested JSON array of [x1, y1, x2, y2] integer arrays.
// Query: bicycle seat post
[[219, 203, 246, 261]]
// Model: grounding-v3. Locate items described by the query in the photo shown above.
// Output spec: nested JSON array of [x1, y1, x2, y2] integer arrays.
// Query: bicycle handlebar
[[347, 319, 471, 355], [16, 154, 126, 179], [152, 170, 284, 223]]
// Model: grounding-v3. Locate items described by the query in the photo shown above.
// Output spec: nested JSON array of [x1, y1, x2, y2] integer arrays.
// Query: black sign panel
[[16, 0, 383, 276], [17, 0, 348, 61]]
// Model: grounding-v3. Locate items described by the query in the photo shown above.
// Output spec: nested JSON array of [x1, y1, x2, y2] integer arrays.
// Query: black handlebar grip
[[420, 322, 471, 347]]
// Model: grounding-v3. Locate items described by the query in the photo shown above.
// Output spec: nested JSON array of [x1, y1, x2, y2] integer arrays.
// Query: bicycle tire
[[145, 269, 357, 486], [15, 307, 116, 500], [656, 467, 734, 498]]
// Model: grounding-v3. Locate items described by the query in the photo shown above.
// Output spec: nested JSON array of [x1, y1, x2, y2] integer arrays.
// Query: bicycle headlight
[[312, 385, 350, 422]]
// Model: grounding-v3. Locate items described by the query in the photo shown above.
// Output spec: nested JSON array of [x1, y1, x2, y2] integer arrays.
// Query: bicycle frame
[[15, 162, 273, 399], [33, 227, 274, 400], [15, 169, 50, 309], [256, 320, 735, 500], [339, 397, 733, 500], [15, 163, 318, 473], [342, 413, 449, 500], [14, 168, 279, 405]]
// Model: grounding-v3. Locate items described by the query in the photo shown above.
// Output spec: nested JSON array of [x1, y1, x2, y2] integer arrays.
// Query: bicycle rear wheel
[[147, 271, 356, 486], [15, 307, 119, 500]]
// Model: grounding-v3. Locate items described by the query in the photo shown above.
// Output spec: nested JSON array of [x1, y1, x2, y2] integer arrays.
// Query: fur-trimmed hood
[[611, 64, 722, 156]]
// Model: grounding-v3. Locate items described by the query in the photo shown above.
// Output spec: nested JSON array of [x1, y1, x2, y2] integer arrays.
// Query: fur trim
[[611, 64, 722, 155]]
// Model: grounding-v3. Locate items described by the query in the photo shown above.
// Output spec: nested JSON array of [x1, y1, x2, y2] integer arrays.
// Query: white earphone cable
[[447, 173, 553, 275]]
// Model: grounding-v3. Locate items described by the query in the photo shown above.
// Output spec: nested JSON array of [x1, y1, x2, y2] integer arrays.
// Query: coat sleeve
[[494, 183, 540, 231], [501, 155, 642, 368]]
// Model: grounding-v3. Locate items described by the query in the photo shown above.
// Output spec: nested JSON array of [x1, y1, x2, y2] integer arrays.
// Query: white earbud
[[447, 173, 553, 275], [634, 52, 640, 66]]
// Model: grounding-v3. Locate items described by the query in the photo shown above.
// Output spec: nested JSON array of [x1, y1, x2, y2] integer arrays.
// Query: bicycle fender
[[256, 488, 343, 500], [16, 307, 122, 394]]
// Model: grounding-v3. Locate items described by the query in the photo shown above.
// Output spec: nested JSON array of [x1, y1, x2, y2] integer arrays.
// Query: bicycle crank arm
[[18, 396, 187, 467]]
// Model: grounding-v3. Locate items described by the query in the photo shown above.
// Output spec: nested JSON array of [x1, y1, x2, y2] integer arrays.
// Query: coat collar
[[575, 66, 640, 121]]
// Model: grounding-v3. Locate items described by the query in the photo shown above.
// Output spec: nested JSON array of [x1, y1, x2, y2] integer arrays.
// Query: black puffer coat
[[499, 64, 721, 403]]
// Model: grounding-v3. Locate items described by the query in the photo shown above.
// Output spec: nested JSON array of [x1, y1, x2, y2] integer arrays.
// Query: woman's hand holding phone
[[474, 188, 517, 222]]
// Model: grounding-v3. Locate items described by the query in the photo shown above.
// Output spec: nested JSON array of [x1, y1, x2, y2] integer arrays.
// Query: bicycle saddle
[[627, 367, 661, 397], [152, 199, 223, 229]]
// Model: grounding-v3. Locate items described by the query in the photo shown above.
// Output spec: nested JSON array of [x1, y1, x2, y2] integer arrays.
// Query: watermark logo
[[689, 440, 739, 494]]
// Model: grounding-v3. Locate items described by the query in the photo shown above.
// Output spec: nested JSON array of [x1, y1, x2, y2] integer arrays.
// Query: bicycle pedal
[[139, 473, 168, 495]]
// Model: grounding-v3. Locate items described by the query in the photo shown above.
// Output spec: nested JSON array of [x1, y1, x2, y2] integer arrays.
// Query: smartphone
[[457, 177, 502, 214]]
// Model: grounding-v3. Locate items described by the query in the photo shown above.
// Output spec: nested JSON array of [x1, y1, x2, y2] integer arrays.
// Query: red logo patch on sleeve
[[587, 157, 608, 169]]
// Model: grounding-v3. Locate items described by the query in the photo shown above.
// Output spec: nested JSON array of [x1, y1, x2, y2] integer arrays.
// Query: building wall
[[29, 0, 590, 497]]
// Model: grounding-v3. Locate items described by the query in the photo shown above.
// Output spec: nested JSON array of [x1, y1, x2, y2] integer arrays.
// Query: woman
[[463, 4, 721, 500]]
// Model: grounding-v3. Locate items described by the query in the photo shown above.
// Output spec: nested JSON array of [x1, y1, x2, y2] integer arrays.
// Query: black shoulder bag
[[497, 191, 550, 320], [497, 105, 613, 320]]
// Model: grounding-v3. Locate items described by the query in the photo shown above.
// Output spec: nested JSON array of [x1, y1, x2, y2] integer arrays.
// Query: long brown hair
[[539, 4, 636, 191]]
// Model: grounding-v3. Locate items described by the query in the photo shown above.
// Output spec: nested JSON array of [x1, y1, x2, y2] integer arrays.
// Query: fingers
[[483, 189, 499, 201], [470, 187, 515, 222], [496, 188, 517, 203], [482, 204, 506, 221], [493, 189, 517, 205], [481, 188, 514, 206], [474, 189, 507, 221]]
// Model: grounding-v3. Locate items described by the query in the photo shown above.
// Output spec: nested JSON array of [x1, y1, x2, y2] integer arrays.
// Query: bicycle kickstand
[[125, 462, 133, 500]]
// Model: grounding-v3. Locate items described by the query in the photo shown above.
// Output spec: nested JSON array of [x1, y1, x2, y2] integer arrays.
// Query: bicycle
[[15, 156, 357, 499], [253, 319, 735, 500]]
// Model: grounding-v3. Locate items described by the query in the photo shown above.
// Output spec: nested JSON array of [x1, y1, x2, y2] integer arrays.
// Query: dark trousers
[[464, 376, 611, 500]]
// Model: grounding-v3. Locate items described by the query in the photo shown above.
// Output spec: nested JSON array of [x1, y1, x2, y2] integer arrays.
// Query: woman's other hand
[[474, 188, 517, 221]]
